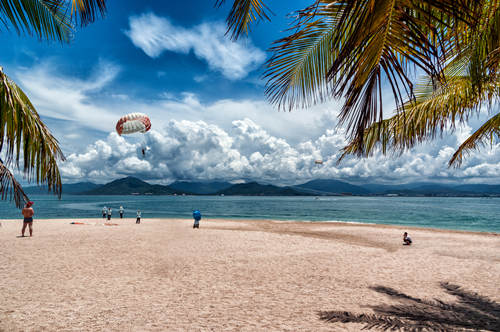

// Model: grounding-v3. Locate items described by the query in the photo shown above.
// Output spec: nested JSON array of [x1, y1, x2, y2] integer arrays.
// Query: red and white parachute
[[115, 113, 151, 136]]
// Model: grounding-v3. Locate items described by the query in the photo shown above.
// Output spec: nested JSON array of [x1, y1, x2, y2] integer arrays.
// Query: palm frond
[[0, 158, 29, 208], [0, 0, 72, 42], [265, 0, 484, 144], [339, 74, 499, 161], [339, 2, 500, 165], [265, 12, 338, 110], [0, 67, 64, 197], [449, 112, 500, 167], [216, 0, 271, 40], [70, 0, 105, 26], [462, 3, 500, 95]]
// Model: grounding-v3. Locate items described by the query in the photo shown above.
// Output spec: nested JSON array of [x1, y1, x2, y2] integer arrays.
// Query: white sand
[[0, 218, 499, 331]]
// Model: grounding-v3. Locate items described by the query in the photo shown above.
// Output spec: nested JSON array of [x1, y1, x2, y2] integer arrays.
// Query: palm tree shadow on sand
[[318, 282, 500, 331]]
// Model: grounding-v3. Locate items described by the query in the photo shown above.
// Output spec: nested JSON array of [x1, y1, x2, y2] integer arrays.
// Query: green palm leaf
[[449, 112, 500, 166], [339, 76, 499, 161], [216, 0, 271, 40], [265, 0, 483, 143], [0, 67, 64, 199], [0, 0, 71, 42], [265, 13, 338, 110], [70, 0, 105, 26], [0, 0, 106, 42], [0, 157, 29, 208], [340, 2, 500, 165]]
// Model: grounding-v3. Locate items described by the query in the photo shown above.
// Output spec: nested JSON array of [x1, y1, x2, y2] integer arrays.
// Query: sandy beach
[[0, 218, 499, 331]]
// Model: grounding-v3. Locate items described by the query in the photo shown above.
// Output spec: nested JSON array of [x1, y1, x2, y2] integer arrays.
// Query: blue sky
[[1, 0, 499, 185]]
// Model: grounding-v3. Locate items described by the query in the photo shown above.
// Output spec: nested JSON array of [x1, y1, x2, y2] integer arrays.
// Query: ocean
[[0, 195, 498, 233]]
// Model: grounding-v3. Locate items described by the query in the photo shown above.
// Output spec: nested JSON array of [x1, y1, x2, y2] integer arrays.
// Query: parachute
[[314, 160, 323, 165], [116, 113, 151, 136]]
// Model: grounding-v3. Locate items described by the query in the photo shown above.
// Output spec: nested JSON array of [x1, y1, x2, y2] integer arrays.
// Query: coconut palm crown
[[219, 0, 499, 167]]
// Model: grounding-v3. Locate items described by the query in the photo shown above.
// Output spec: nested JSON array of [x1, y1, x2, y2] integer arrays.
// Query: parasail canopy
[[116, 113, 151, 135], [314, 160, 323, 164]]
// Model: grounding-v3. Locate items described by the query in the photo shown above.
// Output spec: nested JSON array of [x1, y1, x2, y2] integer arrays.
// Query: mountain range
[[22, 177, 500, 197]]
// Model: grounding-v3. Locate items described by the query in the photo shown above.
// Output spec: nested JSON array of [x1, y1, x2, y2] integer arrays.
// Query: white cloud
[[59, 118, 500, 185], [15, 59, 120, 131], [124, 13, 266, 80], [13, 62, 500, 186], [13, 61, 339, 150]]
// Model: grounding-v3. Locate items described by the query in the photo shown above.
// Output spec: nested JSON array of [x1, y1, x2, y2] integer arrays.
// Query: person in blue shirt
[[193, 210, 201, 229]]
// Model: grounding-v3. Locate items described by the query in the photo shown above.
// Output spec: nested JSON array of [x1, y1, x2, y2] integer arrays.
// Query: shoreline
[[1, 217, 498, 236]]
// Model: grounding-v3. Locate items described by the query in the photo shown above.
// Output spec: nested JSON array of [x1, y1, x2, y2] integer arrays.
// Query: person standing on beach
[[21, 201, 35, 237], [102, 206, 107, 218], [193, 210, 201, 229], [136, 210, 141, 224], [107, 207, 112, 221], [119, 206, 124, 219]]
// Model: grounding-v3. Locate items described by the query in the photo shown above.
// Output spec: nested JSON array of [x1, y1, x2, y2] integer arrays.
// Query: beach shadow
[[318, 282, 500, 331]]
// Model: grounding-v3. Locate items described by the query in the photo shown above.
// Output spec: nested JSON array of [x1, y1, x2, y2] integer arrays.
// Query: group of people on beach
[[101, 206, 141, 224], [19, 201, 411, 244]]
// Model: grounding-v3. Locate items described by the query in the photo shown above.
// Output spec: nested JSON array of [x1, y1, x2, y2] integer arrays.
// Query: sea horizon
[[2, 195, 499, 233]]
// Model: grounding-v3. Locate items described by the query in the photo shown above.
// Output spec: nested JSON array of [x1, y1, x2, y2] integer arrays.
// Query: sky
[[1, 0, 499, 186]]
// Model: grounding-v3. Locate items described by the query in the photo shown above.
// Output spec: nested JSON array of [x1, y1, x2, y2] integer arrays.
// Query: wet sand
[[0, 218, 499, 331]]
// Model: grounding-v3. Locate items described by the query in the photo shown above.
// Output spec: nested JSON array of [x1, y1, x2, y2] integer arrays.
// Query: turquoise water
[[0, 195, 498, 233]]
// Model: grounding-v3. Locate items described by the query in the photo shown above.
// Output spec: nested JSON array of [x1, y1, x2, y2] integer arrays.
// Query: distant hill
[[454, 184, 500, 194], [295, 179, 370, 195], [24, 182, 99, 195], [24, 177, 500, 197], [84, 177, 183, 195], [169, 181, 232, 194], [217, 182, 310, 196]]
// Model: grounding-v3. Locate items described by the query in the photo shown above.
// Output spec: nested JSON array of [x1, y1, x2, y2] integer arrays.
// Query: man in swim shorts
[[21, 201, 35, 237]]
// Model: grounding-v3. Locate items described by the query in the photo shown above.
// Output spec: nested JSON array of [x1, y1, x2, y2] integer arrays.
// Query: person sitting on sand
[[193, 210, 201, 229], [403, 232, 412, 245], [21, 201, 35, 237], [119, 206, 124, 219], [107, 207, 112, 221], [136, 210, 141, 224]]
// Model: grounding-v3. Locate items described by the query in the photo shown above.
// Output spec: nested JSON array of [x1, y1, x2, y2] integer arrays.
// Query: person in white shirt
[[119, 206, 124, 219], [107, 208, 112, 221], [102, 206, 107, 218], [136, 210, 141, 224], [403, 232, 412, 245]]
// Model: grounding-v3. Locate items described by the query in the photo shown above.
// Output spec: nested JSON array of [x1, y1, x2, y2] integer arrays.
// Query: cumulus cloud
[[59, 118, 500, 185], [124, 13, 266, 80], [12, 61, 500, 186]]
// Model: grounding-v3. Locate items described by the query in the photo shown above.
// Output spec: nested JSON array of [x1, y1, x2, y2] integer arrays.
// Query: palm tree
[[218, 0, 499, 167], [338, 1, 500, 167], [0, 0, 106, 207]]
